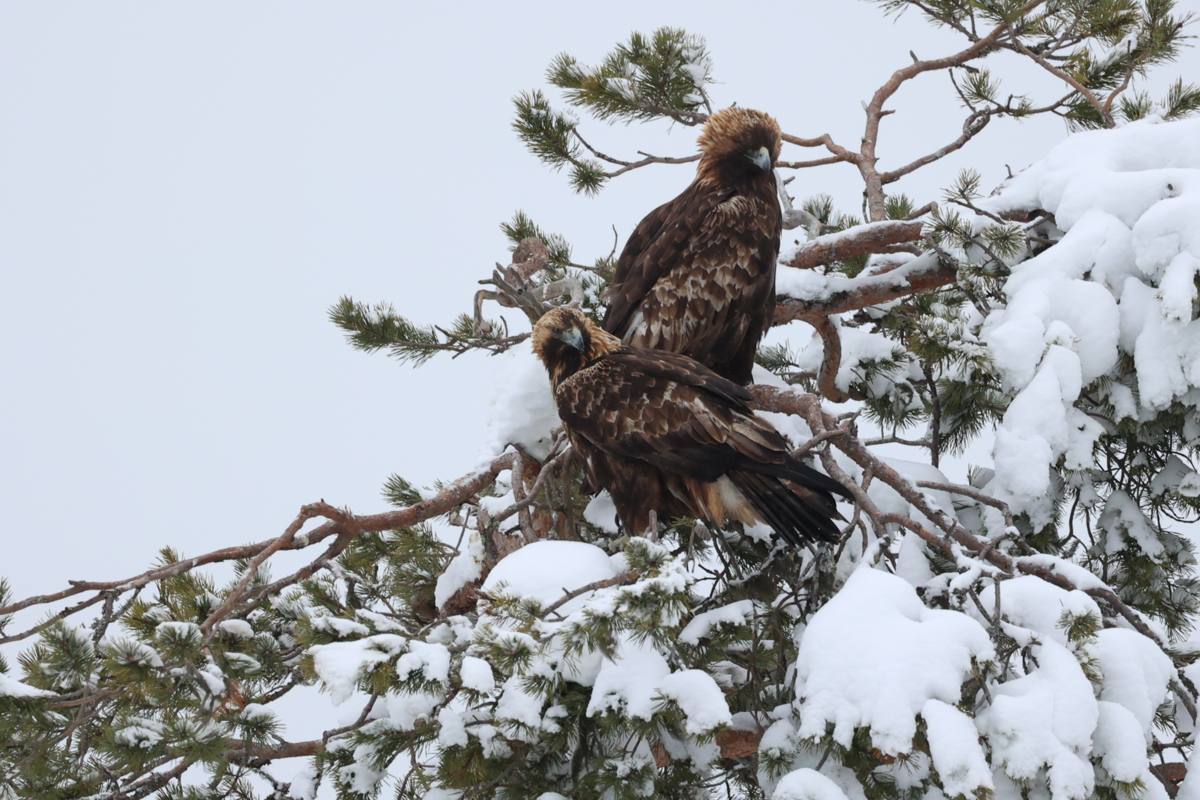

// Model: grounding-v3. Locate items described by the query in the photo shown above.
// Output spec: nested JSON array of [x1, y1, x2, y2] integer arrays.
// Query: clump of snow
[[482, 540, 619, 613], [100, 637, 164, 668], [977, 640, 1098, 800], [782, 315, 903, 394], [976, 117, 1200, 519], [309, 616, 371, 639], [482, 345, 559, 460], [587, 636, 668, 721], [921, 700, 993, 800], [679, 599, 756, 645], [583, 490, 620, 533], [793, 567, 993, 755], [1092, 700, 1148, 784], [1180, 747, 1200, 800], [460, 656, 495, 693], [894, 531, 935, 587], [1097, 490, 1165, 560], [114, 719, 164, 749], [308, 634, 406, 704], [216, 619, 254, 639], [496, 675, 545, 734], [587, 636, 731, 738], [435, 532, 485, 609], [773, 768, 850, 800], [385, 689, 443, 731], [396, 641, 451, 685], [0, 673, 53, 699], [656, 669, 733, 735], [155, 620, 201, 642], [970, 575, 1100, 646], [287, 763, 319, 800], [1092, 627, 1174, 736], [240, 703, 277, 723]]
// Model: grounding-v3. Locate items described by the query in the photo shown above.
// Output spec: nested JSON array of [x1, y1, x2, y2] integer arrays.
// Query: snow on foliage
[[0, 672, 54, 699], [12, 77, 1200, 800], [773, 767, 851, 800], [587, 633, 732, 738], [434, 531, 485, 609], [979, 116, 1200, 521], [481, 539, 619, 611], [793, 568, 993, 755], [482, 346, 559, 460], [921, 699, 993, 800], [978, 640, 1098, 800], [308, 634, 407, 704]]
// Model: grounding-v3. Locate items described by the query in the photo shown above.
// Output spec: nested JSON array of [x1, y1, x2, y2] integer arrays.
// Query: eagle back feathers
[[601, 107, 784, 385]]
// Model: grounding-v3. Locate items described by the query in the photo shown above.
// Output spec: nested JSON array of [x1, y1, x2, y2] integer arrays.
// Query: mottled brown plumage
[[533, 308, 848, 544], [602, 107, 784, 385]]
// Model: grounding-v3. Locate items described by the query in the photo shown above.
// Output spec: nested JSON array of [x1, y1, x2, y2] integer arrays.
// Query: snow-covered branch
[[774, 249, 958, 324]]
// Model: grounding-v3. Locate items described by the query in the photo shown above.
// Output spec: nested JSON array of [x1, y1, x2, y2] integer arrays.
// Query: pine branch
[[0, 454, 515, 642], [775, 250, 960, 324]]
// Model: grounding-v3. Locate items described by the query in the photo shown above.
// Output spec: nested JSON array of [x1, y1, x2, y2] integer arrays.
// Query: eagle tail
[[728, 470, 842, 547], [779, 457, 854, 501]]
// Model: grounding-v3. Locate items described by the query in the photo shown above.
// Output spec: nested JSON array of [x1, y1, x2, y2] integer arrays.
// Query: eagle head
[[532, 307, 620, 386], [697, 107, 782, 184]]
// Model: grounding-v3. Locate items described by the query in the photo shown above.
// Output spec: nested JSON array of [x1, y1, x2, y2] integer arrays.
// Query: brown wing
[[601, 179, 782, 384], [601, 181, 719, 338], [555, 349, 819, 484], [556, 348, 847, 542]]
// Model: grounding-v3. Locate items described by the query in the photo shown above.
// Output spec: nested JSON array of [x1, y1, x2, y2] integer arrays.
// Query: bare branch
[[1, 454, 515, 640], [857, 0, 1049, 218], [1004, 33, 1112, 126], [880, 110, 993, 183], [810, 316, 850, 403], [917, 479, 1016, 532]]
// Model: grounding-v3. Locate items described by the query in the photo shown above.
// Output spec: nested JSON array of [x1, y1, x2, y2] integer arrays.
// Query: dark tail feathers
[[729, 469, 844, 547]]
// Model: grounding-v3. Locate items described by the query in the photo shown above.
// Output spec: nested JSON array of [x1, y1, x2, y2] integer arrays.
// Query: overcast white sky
[[2, 1, 1198, 614]]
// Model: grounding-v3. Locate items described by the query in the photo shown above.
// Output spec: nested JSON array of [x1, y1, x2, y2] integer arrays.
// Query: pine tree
[[3, 3, 1200, 799]]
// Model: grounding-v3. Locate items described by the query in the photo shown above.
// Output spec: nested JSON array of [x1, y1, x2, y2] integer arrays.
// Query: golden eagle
[[534, 308, 848, 544], [602, 107, 783, 385]]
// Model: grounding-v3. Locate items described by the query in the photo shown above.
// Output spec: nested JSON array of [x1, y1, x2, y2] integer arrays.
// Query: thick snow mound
[[773, 768, 850, 800], [482, 345, 559, 460], [586, 635, 732, 736], [987, 117, 1200, 217], [978, 640, 1098, 800], [922, 699, 993, 800], [970, 575, 1100, 646], [978, 117, 1200, 520], [793, 567, 993, 755], [482, 540, 619, 612], [1093, 627, 1174, 737]]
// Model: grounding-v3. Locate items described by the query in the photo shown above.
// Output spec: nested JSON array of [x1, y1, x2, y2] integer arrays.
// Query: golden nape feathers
[[696, 107, 782, 182]]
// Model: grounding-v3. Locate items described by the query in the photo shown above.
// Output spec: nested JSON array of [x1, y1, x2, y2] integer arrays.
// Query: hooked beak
[[748, 145, 772, 172], [558, 326, 585, 351]]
